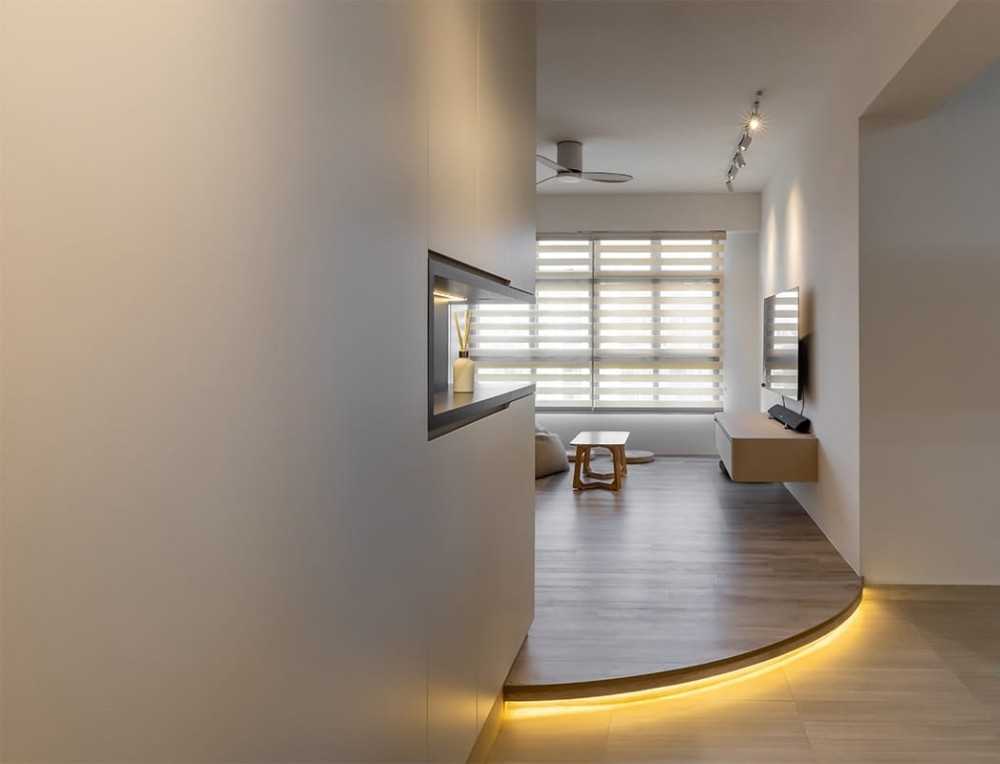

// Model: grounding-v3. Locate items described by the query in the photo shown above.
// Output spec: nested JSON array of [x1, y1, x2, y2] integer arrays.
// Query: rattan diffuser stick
[[454, 310, 472, 353]]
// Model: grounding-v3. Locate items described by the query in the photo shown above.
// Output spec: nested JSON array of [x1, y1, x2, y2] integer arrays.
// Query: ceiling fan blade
[[535, 174, 559, 186], [580, 171, 633, 183], [536, 155, 568, 172]]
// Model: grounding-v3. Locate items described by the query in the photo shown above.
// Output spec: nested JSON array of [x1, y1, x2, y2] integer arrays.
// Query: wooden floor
[[490, 586, 1000, 762], [505, 457, 861, 699]]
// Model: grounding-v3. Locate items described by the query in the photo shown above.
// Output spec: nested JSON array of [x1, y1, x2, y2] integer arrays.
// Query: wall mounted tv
[[762, 287, 801, 400]]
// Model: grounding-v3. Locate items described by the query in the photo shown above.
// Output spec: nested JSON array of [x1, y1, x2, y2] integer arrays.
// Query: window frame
[[473, 231, 725, 413]]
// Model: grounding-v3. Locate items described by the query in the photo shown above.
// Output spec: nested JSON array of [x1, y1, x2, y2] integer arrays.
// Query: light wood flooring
[[505, 457, 862, 697], [489, 586, 1000, 762]]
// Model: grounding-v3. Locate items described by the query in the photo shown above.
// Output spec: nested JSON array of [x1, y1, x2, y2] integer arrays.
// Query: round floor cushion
[[535, 430, 570, 478], [624, 449, 655, 464], [566, 448, 655, 464]]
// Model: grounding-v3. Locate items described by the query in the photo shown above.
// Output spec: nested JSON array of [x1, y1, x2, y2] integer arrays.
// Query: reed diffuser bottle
[[453, 309, 475, 393]]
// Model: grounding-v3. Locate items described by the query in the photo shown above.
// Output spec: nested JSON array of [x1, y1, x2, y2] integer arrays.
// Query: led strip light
[[506, 590, 862, 719]]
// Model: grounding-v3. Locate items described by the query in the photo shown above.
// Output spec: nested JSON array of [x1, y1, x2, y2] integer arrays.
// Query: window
[[472, 233, 725, 411]]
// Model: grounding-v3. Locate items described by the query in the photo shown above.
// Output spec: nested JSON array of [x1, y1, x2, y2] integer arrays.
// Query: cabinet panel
[[477, 1, 537, 292], [426, 397, 535, 760], [427, 425, 483, 762], [427, 0, 479, 262], [480, 397, 535, 730], [425, 2, 536, 759]]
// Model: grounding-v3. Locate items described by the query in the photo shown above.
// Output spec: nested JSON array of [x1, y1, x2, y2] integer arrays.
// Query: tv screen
[[762, 287, 801, 400]]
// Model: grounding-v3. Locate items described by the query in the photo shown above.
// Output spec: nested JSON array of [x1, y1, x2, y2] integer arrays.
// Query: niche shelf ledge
[[429, 382, 534, 441]]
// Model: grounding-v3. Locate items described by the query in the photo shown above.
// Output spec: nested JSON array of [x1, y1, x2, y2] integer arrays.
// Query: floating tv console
[[714, 412, 817, 483]]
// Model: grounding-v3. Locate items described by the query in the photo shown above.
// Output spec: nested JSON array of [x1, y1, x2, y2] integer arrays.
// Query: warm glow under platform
[[505, 590, 863, 717], [505, 586, 863, 705]]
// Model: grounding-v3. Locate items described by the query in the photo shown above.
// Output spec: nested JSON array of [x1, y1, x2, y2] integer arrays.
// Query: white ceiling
[[536, 1, 916, 194]]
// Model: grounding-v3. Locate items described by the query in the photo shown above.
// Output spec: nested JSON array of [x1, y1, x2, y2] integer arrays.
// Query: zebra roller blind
[[472, 233, 725, 410]]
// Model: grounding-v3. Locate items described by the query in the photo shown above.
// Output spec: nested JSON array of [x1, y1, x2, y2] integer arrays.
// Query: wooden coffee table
[[570, 431, 630, 491]]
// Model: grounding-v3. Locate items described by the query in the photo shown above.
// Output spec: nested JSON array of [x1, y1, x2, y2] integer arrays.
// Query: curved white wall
[[860, 60, 1000, 584], [0, 2, 536, 761], [758, 0, 958, 572]]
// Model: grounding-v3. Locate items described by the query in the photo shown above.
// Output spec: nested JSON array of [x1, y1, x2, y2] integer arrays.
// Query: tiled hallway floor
[[490, 586, 1000, 763]]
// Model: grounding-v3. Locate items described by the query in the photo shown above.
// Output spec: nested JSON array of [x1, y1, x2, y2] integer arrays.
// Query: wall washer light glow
[[504, 597, 863, 720]]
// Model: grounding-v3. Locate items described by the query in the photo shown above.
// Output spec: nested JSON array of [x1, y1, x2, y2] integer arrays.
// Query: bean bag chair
[[535, 426, 569, 478]]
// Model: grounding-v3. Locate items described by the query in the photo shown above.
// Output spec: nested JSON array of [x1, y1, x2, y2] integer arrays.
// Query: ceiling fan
[[535, 140, 633, 186]]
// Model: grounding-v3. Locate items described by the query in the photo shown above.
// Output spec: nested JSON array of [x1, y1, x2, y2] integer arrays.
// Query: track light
[[747, 90, 764, 131], [724, 89, 764, 190]]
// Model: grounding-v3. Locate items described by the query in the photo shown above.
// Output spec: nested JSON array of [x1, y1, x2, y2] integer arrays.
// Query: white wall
[[859, 60, 1000, 584], [536, 193, 759, 455], [0, 2, 535, 761], [759, 106, 866, 571], [538, 413, 716, 457], [537, 191, 760, 234], [758, 1, 958, 572], [723, 231, 763, 415]]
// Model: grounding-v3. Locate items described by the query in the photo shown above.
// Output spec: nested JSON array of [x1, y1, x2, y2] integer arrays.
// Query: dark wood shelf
[[428, 250, 534, 305], [428, 382, 534, 441]]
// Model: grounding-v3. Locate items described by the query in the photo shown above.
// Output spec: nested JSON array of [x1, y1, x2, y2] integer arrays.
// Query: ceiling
[[536, 1, 927, 194]]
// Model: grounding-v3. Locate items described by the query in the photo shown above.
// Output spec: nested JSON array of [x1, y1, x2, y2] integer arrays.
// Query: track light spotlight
[[723, 89, 764, 191], [748, 89, 764, 131]]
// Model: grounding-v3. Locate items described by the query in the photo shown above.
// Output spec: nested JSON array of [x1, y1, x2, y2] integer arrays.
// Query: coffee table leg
[[572, 443, 628, 491], [572, 446, 585, 490], [582, 447, 615, 480], [610, 446, 621, 490]]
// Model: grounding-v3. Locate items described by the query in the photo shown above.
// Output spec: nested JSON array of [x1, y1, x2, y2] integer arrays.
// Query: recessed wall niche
[[427, 251, 534, 440]]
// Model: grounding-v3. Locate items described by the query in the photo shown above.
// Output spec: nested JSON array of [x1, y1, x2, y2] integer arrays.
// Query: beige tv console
[[714, 412, 818, 483]]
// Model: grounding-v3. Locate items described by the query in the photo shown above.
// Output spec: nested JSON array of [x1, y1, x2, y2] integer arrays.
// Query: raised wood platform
[[505, 457, 862, 701]]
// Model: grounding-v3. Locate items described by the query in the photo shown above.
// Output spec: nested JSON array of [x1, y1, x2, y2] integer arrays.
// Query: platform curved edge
[[504, 583, 863, 702]]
